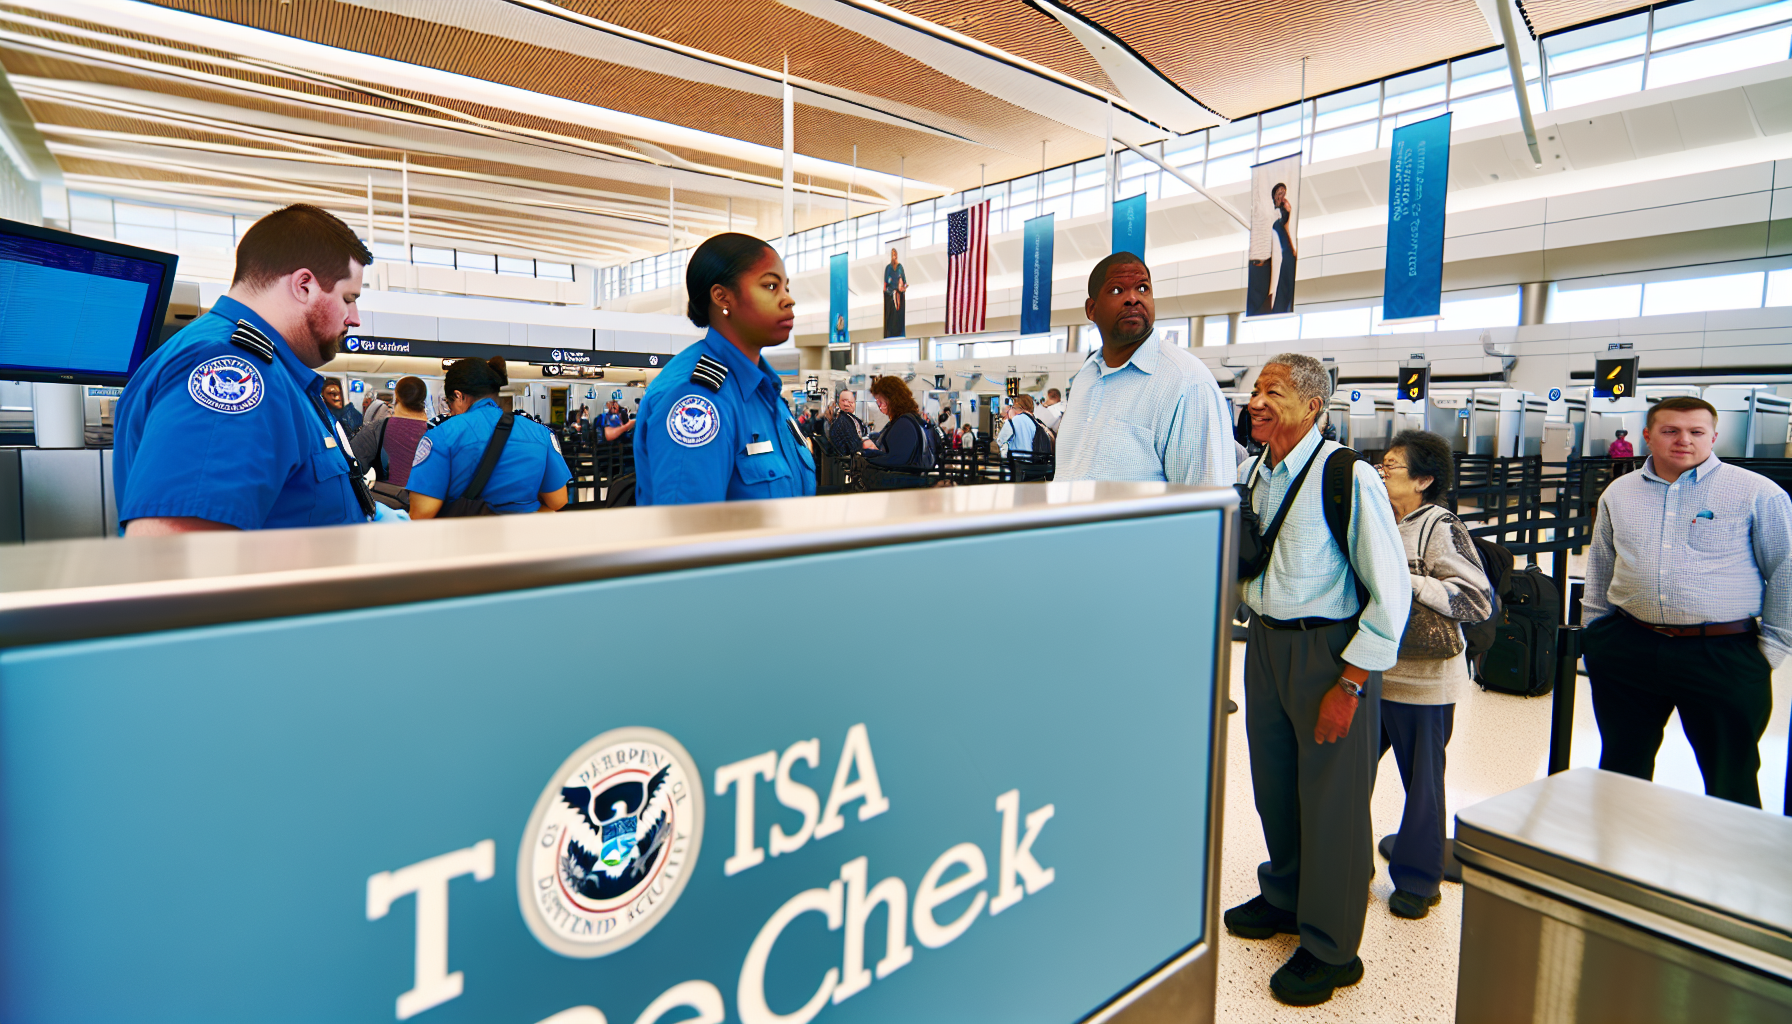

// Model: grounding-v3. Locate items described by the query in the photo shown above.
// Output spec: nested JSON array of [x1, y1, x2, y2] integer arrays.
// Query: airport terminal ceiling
[[0, 0, 1657, 266]]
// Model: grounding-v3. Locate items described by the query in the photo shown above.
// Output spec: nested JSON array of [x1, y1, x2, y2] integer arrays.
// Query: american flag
[[945, 199, 990, 335]]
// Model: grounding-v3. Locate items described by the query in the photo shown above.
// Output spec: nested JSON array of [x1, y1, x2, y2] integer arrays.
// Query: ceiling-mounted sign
[[345, 335, 665, 368], [1548, 388, 1562, 402], [1005, 377, 1020, 397], [1592, 355, 1637, 399], [935, 375, 946, 389], [1397, 365, 1429, 402], [348, 379, 364, 393], [384, 379, 397, 389]]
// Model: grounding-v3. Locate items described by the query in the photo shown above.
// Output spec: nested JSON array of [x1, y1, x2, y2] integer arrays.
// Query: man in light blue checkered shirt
[[1223, 353, 1410, 1007], [1582, 395, 1791, 808], [1052, 254, 1237, 488]]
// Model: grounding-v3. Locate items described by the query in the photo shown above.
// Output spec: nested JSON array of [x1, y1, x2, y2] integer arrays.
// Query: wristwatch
[[1336, 677, 1364, 699]]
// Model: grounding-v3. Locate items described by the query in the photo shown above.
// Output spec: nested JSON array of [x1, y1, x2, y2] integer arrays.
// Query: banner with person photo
[[1245, 153, 1301, 318], [829, 252, 849, 346], [1381, 112, 1452, 323], [881, 236, 909, 339], [1021, 213, 1054, 337]]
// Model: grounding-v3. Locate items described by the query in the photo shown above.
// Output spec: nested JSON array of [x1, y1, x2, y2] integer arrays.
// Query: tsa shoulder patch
[[412, 435, 433, 466], [667, 394, 721, 447], [187, 355, 264, 414]]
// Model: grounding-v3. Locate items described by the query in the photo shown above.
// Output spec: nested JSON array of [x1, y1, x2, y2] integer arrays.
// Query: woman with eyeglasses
[[1372, 430, 1492, 921]]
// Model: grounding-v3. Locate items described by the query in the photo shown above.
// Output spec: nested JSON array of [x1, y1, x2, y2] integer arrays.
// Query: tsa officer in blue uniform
[[634, 232, 816, 505], [113, 204, 396, 534], [406, 356, 572, 517]]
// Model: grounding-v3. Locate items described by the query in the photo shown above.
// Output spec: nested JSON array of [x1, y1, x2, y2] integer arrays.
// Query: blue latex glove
[[370, 503, 411, 524]]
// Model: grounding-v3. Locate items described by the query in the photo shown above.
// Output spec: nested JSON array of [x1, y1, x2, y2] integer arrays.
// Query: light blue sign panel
[[1, 515, 1222, 1023], [1382, 112, 1452, 322], [1112, 193, 1146, 261], [1021, 214, 1054, 338], [829, 253, 850, 346]]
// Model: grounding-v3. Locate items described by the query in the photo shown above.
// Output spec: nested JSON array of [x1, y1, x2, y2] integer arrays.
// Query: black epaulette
[[229, 320, 275, 363], [691, 354, 728, 392]]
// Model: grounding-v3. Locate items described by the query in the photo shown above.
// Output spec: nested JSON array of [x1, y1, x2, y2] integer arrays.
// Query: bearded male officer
[[113, 204, 397, 533]]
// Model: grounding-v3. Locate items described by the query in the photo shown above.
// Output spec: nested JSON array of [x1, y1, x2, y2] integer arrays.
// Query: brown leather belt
[[1619, 608, 1755, 638]]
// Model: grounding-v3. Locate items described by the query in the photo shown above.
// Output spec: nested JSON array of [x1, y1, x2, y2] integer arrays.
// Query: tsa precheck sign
[[0, 513, 1222, 1024]]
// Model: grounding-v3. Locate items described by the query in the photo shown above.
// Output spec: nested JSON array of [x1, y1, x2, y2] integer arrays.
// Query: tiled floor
[[1213, 640, 1791, 1022]]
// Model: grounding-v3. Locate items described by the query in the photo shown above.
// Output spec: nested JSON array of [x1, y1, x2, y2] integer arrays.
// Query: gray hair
[[1266, 352, 1332, 404]]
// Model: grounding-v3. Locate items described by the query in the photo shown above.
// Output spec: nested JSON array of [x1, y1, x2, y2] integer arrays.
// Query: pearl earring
[[723, 308, 730, 316]]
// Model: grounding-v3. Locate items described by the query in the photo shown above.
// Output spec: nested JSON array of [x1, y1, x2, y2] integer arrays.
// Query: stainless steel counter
[[1455, 768, 1792, 1023], [0, 481, 1235, 648]]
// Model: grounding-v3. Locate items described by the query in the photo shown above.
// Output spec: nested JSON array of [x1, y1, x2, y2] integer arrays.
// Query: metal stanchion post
[[1548, 624, 1583, 775]]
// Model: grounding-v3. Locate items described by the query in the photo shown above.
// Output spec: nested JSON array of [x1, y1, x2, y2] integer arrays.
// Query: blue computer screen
[[0, 232, 167, 377]]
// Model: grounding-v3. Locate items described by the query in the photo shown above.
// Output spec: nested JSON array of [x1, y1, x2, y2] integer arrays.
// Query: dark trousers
[[1583, 612, 1774, 808], [1245, 616, 1380, 965], [1378, 701, 1455, 898]]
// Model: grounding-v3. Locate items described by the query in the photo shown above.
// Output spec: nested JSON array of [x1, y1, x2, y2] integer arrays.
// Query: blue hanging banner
[[1382, 112, 1452, 323], [828, 252, 850, 346], [1021, 213, 1054, 337], [1112, 193, 1146, 259]]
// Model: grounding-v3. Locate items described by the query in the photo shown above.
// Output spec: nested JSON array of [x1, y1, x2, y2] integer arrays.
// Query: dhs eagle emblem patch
[[517, 727, 703, 958], [666, 394, 720, 447], [187, 356, 264, 414]]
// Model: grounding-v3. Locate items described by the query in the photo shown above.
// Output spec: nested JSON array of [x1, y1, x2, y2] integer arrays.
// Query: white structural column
[[782, 56, 795, 239], [401, 152, 411, 254], [668, 183, 677, 315]]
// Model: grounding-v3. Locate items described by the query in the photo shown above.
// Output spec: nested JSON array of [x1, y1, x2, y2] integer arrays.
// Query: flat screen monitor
[[0, 218, 178, 387]]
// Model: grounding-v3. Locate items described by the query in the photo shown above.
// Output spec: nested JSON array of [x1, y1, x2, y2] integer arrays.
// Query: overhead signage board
[[1398, 365, 1429, 402], [1592, 355, 1637, 399], [346, 336, 668, 369]]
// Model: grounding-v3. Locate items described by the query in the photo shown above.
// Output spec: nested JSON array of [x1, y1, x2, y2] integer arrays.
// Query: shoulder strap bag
[[438, 411, 515, 518]]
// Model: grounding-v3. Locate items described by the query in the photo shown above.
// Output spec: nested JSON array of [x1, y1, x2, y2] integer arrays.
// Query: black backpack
[[1462, 538, 1512, 664], [1477, 563, 1561, 697], [1243, 446, 1370, 610], [1022, 413, 1053, 460]]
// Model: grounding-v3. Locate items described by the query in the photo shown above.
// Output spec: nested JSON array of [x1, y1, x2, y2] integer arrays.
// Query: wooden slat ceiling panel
[[562, 0, 1095, 163], [1517, 0, 1648, 34], [884, 0, 1116, 93], [1061, 0, 1493, 118], [144, 0, 1047, 186]]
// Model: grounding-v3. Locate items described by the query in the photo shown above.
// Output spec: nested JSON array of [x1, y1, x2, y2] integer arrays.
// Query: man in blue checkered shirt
[[1582, 394, 1791, 808]]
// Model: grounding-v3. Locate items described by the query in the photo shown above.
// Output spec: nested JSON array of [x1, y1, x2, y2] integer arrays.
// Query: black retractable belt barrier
[[1548, 624, 1583, 775]]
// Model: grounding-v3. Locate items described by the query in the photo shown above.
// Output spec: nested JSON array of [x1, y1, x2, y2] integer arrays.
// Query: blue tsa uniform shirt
[[634, 328, 816, 505], [113, 295, 367, 531], [406, 398, 572, 513]]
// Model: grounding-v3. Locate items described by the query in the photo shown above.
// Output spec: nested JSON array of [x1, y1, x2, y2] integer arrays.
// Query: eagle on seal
[[558, 764, 672, 901]]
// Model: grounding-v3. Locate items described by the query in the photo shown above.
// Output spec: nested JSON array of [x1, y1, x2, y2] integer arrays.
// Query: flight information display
[[0, 221, 177, 385]]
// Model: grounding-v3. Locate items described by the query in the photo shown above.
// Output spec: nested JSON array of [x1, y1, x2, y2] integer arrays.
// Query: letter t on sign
[[367, 839, 496, 1020]]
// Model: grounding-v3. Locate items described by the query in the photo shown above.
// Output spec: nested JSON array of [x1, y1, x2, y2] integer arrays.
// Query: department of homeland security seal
[[666, 394, 720, 447], [187, 355, 264, 414], [517, 727, 704, 958]]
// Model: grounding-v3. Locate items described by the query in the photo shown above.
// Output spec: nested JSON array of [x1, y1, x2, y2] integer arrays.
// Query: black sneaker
[[1389, 889, 1442, 919], [1222, 894, 1298, 939], [1270, 947, 1364, 1006]]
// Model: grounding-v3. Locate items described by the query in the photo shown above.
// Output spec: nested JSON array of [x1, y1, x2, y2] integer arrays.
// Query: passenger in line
[[634, 232, 815, 505], [408, 357, 571, 517], [995, 394, 1038, 459], [1374, 430, 1492, 920], [601, 400, 634, 443], [861, 375, 934, 486], [321, 379, 363, 436], [352, 375, 431, 488], [1224, 352, 1410, 1006], [1035, 387, 1065, 433], [1582, 396, 1790, 807], [829, 388, 868, 456], [1053, 253, 1237, 487], [113, 203, 391, 533]]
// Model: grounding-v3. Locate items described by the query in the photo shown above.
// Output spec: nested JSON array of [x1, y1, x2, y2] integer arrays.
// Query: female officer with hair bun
[[407, 356, 572, 517], [634, 232, 815, 505]]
